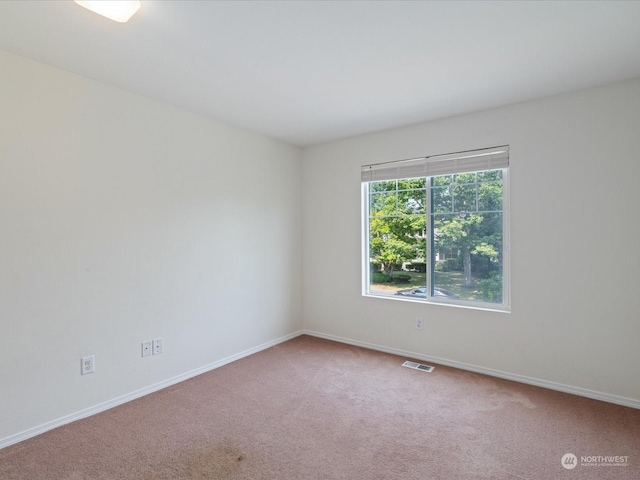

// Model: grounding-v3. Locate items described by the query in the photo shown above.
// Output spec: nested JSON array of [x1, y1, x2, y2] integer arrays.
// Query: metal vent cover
[[402, 360, 435, 373]]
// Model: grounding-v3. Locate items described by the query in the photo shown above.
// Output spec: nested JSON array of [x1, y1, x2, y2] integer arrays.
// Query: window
[[362, 146, 510, 311]]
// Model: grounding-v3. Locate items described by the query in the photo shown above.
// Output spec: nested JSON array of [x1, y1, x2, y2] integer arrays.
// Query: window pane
[[432, 210, 503, 303], [477, 170, 502, 182], [453, 183, 478, 213], [398, 178, 426, 190], [431, 185, 452, 213], [370, 180, 397, 193], [368, 178, 426, 297], [478, 181, 503, 211], [432, 174, 452, 187], [454, 172, 477, 185], [399, 188, 426, 215], [370, 191, 396, 216]]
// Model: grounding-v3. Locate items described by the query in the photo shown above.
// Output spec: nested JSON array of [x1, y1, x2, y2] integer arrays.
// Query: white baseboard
[[0, 330, 303, 450], [4, 328, 637, 450], [302, 329, 640, 410]]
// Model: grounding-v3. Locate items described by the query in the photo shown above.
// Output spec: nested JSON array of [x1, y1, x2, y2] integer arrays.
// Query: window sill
[[363, 292, 511, 314]]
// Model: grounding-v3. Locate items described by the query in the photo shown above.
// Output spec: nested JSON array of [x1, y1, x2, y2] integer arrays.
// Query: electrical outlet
[[141, 341, 152, 357], [153, 338, 163, 355], [415, 317, 424, 330], [81, 355, 95, 375]]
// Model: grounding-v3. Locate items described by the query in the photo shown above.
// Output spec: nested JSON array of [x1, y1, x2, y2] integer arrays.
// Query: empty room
[[1, 1, 639, 479]]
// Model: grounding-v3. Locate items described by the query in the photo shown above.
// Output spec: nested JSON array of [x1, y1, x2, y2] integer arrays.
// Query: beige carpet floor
[[1, 335, 638, 479]]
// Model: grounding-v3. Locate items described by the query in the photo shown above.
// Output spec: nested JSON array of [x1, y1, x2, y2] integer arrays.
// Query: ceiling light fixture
[[74, 1, 141, 23]]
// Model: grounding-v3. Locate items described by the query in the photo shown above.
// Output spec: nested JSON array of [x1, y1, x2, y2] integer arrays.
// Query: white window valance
[[361, 146, 509, 183]]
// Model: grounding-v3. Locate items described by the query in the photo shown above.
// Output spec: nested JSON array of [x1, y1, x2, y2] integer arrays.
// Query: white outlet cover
[[141, 341, 152, 357], [153, 338, 163, 355], [81, 355, 95, 375]]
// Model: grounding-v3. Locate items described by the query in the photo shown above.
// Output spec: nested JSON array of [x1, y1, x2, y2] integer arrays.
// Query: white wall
[[0, 50, 302, 443], [1, 47, 638, 448], [302, 78, 640, 405]]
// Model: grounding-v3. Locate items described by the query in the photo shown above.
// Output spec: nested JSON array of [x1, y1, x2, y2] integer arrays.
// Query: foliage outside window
[[363, 147, 509, 311]]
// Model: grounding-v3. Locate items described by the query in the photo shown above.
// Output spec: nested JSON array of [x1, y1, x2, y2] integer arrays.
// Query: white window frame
[[362, 146, 510, 312]]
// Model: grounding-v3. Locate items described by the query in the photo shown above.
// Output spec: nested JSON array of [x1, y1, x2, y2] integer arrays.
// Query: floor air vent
[[402, 361, 435, 373]]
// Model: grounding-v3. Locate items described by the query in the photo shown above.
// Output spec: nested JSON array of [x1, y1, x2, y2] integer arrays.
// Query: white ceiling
[[1, 1, 639, 147]]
